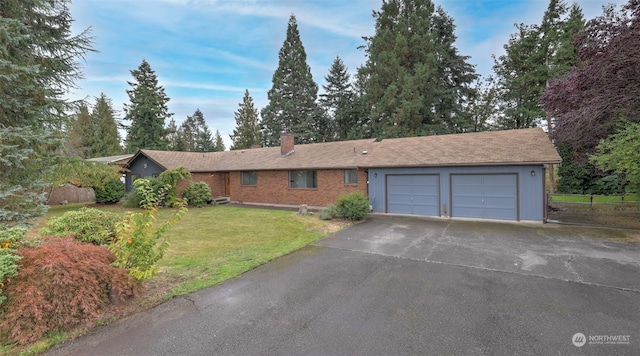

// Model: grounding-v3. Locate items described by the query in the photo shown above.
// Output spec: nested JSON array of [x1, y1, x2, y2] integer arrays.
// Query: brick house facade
[[228, 169, 367, 207], [125, 129, 561, 220]]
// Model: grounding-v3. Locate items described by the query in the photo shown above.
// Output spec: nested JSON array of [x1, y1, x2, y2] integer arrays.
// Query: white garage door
[[387, 175, 440, 216], [451, 174, 518, 221]]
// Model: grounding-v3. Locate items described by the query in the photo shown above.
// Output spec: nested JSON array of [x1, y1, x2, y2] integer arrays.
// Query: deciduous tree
[[542, 0, 640, 157], [591, 123, 640, 193]]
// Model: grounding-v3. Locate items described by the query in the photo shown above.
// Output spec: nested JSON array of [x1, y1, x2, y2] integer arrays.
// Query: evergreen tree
[[176, 109, 215, 152], [124, 59, 172, 152], [430, 7, 478, 133], [67, 95, 121, 158], [166, 118, 179, 151], [320, 56, 353, 141], [492, 24, 545, 129], [192, 109, 215, 152], [493, 0, 584, 130], [467, 78, 498, 132], [90, 93, 122, 157], [0, 0, 93, 226], [178, 115, 197, 151], [346, 67, 373, 139], [361, 0, 477, 138], [260, 15, 324, 146], [213, 130, 225, 152], [230, 89, 261, 150], [66, 104, 93, 157], [166, 118, 187, 151]]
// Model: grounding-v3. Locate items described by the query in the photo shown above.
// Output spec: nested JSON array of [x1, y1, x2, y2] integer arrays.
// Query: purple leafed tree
[[541, 0, 640, 160]]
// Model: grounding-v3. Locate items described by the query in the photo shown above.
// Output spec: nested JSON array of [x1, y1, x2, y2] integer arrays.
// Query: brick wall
[[176, 172, 226, 197], [229, 169, 368, 207]]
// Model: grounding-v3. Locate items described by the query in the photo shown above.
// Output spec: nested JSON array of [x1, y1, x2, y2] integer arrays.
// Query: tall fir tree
[[90, 93, 122, 157], [320, 56, 353, 141], [0, 0, 93, 226], [493, 23, 545, 129], [361, 0, 477, 138], [467, 77, 498, 132], [66, 104, 93, 157], [192, 109, 215, 152], [493, 0, 584, 130], [213, 130, 225, 152], [175, 109, 215, 152], [67, 95, 121, 158], [230, 89, 261, 150], [260, 15, 324, 146], [346, 67, 373, 139], [166, 118, 181, 151], [124, 59, 172, 153]]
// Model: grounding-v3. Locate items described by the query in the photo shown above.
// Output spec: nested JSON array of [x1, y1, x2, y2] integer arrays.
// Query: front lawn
[[13, 204, 345, 355], [157, 206, 341, 298]]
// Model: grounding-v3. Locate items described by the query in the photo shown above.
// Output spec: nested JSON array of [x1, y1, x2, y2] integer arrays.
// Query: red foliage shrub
[[0, 238, 138, 344]]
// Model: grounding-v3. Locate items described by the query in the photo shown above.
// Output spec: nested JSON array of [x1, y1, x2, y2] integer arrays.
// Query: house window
[[241, 171, 257, 186], [131, 174, 141, 182], [344, 169, 358, 184], [289, 170, 317, 189]]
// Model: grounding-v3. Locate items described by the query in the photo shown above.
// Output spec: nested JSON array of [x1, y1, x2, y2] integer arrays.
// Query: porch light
[[530, 170, 535, 176]]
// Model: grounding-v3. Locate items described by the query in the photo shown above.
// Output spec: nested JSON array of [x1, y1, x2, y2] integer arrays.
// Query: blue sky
[[68, 0, 624, 149]]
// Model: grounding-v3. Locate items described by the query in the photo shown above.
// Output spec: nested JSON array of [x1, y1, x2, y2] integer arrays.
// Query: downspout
[[543, 165, 548, 223]]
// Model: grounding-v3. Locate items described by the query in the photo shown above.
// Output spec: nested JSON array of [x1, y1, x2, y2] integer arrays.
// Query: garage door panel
[[483, 197, 517, 209], [483, 185, 516, 197], [387, 175, 439, 216], [452, 174, 518, 221]]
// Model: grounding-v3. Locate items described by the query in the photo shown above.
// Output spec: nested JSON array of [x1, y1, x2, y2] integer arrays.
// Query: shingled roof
[[129, 128, 560, 172]]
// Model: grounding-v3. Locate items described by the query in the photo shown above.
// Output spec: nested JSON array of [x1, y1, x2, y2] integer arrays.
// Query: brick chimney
[[280, 132, 294, 157]]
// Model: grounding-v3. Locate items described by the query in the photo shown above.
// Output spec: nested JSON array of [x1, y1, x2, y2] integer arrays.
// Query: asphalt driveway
[[47, 215, 640, 356]]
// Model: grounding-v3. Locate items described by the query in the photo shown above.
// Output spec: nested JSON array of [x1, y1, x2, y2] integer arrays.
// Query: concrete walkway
[[46, 215, 640, 356]]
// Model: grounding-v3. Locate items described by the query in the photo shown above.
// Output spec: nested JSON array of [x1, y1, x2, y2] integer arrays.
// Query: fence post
[[590, 195, 593, 223]]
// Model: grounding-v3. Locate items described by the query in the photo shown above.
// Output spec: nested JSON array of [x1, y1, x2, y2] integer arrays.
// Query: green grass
[[550, 194, 640, 203], [12, 204, 340, 355], [35, 204, 334, 299], [156, 206, 331, 298]]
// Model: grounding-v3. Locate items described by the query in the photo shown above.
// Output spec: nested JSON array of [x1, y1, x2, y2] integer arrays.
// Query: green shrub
[[183, 181, 211, 208], [40, 207, 121, 245], [158, 167, 191, 207], [0, 238, 137, 344], [335, 192, 370, 221], [121, 189, 140, 208], [110, 178, 187, 280], [0, 227, 24, 306], [94, 179, 125, 204], [320, 204, 337, 220]]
